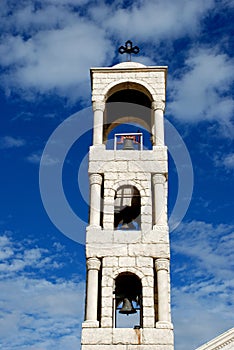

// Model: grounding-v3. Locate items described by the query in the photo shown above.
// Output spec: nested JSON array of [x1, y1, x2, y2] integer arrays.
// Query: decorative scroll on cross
[[118, 40, 140, 61]]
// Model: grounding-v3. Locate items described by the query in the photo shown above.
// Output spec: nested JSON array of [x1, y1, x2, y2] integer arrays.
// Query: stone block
[[103, 256, 119, 267], [103, 161, 128, 172], [115, 151, 140, 160], [101, 317, 113, 328], [113, 230, 141, 244], [143, 306, 155, 317], [102, 287, 113, 298], [104, 172, 119, 180], [128, 161, 167, 173], [101, 275, 113, 287], [81, 328, 112, 344], [102, 296, 113, 308], [86, 244, 128, 258], [143, 316, 155, 328], [86, 229, 113, 244], [140, 267, 153, 276], [119, 256, 136, 267], [89, 148, 115, 161], [142, 228, 169, 244], [112, 328, 141, 345], [136, 257, 153, 267], [88, 161, 105, 173], [101, 306, 113, 317], [143, 286, 154, 297], [142, 276, 154, 287], [103, 222, 114, 230], [142, 297, 154, 307], [141, 205, 152, 215], [128, 243, 170, 258], [142, 328, 174, 345], [102, 267, 114, 277]]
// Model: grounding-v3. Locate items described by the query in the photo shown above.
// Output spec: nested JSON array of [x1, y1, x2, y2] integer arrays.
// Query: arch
[[112, 179, 146, 196], [102, 80, 155, 102], [114, 185, 141, 230], [113, 266, 145, 282], [104, 115, 150, 143], [114, 272, 143, 328]]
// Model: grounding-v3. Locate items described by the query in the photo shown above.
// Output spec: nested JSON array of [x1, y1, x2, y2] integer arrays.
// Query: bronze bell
[[123, 138, 134, 150], [119, 298, 136, 315]]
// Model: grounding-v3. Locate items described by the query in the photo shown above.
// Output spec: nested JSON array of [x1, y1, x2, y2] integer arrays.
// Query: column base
[[82, 320, 99, 328], [156, 321, 173, 329], [86, 225, 102, 231]]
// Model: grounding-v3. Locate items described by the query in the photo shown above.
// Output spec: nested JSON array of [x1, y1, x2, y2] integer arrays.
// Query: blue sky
[[0, 1, 233, 349]]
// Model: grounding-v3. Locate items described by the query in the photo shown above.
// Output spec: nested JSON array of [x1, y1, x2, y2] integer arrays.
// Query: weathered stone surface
[[82, 328, 112, 344], [142, 328, 174, 345], [112, 329, 141, 345], [128, 243, 170, 257]]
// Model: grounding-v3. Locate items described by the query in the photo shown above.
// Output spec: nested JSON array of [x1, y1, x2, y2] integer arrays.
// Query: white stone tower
[[81, 60, 174, 349]]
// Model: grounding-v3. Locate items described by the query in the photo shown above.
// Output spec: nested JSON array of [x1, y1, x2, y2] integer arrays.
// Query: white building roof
[[196, 328, 234, 350]]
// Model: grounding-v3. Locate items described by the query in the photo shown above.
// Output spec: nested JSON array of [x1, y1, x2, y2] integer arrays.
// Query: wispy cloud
[[168, 48, 234, 126], [213, 152, 234, 171], [0, 0, 226, 103], [0, 136, 26, 149], [26, 151, 60, 166], [0, 232, 85, 350], [171, 221, 234, 350]]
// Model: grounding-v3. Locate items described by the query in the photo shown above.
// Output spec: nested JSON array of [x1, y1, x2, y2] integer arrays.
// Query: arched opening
[[103, 84, 153, 147], [114, 272, 142, 328], [114, 185, 141, 230]]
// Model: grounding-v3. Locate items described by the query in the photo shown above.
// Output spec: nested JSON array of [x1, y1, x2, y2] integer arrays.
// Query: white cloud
[[26, 151, 61, 166], [168, 48, 234, 125], [214, 152, 234, 171], [0, 0, 223, 101], [90, 0, 215, 41], [0, 2, 114, 100], [222, 153, 234, 170], [171, 221, 234, 349], [0, 232, 85, 350], [0, 136, 26, 149]]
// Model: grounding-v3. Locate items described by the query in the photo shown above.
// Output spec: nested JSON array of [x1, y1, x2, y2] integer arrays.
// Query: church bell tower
[[81, 55, 174, 349]]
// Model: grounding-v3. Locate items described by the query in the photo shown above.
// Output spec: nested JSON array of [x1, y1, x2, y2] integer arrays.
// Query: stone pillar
[[152, 101, 165, 146], [155, 258, 171, 325], [89, 173, 102, 227], [152, 174, 166, 226], [85, 257, 101, 325], [92, 101, 105, 145]]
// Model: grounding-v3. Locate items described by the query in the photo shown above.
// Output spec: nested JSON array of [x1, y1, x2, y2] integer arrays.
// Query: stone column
[[92, 101, 105, 145], [155, 258, 171, 325], [152, 174, 166, 226], [89, 173, 102, 227], [152, 101, 165, 146], [85, 257, 101, 325]]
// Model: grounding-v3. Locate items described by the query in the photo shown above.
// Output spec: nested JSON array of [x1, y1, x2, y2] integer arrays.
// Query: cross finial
[[118, 40, 140, 61]]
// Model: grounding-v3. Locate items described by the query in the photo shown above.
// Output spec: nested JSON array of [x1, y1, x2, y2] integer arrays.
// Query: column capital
[[87, 257, 101, 271], [89, 173, 103, 186], [92, 100, 105, 112], [152, 173, 166, 185], [155, 258, 169, 272], [151, 100, 165, 112]]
